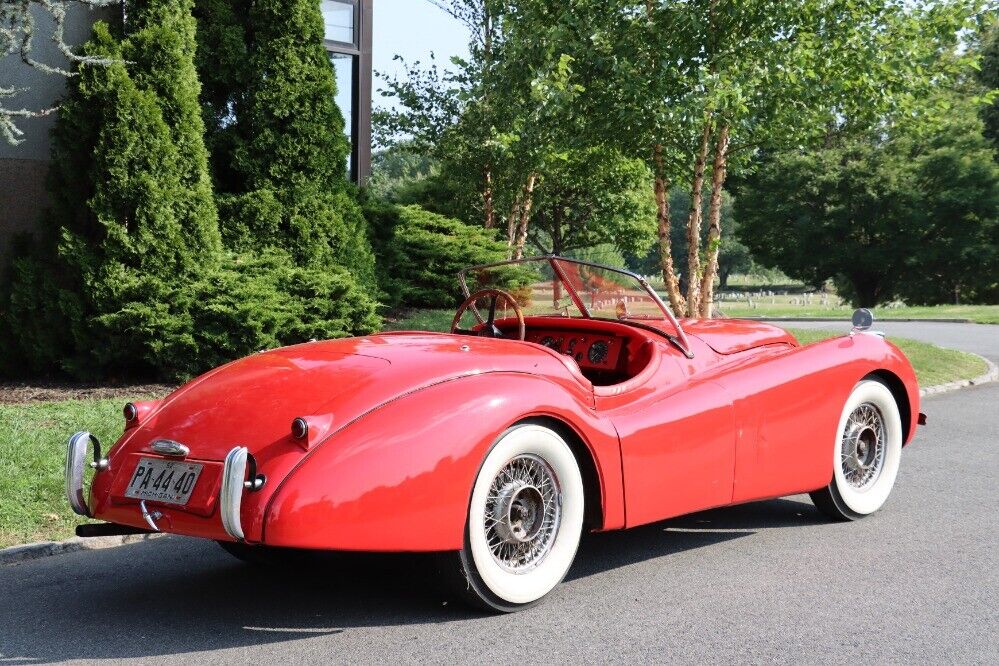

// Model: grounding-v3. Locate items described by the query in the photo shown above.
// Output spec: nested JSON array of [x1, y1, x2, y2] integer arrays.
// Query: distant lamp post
[[320, 0, 372, 184]]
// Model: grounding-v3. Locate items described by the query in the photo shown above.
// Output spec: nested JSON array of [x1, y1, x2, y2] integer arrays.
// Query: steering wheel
[[451, 289, 526, 341]]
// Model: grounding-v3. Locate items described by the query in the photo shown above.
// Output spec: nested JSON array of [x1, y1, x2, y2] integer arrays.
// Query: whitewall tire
[[811, 379, 904, 521], [441, 424, 585, 612]]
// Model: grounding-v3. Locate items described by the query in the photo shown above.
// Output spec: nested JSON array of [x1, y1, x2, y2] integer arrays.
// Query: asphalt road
[[1, 326, 996, 664]]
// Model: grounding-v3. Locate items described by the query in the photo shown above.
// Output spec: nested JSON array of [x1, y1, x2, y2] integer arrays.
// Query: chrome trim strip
[[220, 446, 248, 540], [65, 432, 93, 517]]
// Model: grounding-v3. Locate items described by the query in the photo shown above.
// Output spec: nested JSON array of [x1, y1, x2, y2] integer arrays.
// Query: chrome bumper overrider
[[220, 446, 249, 540], [65, 431, 98, 517]]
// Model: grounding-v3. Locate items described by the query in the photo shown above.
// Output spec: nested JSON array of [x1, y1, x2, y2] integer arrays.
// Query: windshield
[[458, 256, 692, 354]]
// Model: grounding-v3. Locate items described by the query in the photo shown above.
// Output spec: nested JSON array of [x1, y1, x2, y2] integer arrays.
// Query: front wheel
[[810, 379, 904, 521], [439, 424, 585, 612]]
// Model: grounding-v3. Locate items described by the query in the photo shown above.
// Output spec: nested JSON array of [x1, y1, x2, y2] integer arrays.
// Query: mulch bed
[[0, 382, 175, 404]]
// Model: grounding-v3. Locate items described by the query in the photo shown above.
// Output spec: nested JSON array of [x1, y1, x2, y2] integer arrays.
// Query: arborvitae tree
[[2, 0, 221, 379], [225, 0, 377, 292], [192, 0, 251, 192]]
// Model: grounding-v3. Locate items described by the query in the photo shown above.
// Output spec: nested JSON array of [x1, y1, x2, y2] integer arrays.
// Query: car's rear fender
[[259, 372, 622, 551]]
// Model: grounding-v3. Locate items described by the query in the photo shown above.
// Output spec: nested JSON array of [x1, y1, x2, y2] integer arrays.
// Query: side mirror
[[851, 308, 874, 331]]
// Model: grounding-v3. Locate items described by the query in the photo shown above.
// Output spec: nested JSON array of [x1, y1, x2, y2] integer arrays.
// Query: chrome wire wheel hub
[[485, 454, 561, 573], [841, 402, 887, 490]]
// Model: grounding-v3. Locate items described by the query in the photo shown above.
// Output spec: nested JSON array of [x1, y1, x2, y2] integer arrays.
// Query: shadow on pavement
[[0, 498, 821, 663]]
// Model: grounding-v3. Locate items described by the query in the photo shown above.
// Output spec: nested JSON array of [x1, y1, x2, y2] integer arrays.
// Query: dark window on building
[[323, 0, 371, 184]]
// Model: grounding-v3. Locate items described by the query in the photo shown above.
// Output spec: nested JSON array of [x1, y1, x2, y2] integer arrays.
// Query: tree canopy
[[736, 94, 999, 307]]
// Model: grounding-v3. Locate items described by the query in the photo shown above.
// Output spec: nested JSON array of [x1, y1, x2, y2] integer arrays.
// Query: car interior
[[494, 316, 661, 388]]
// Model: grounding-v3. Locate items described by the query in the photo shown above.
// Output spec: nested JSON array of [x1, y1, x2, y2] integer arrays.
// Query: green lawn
[[0, 317, 986, 549], [0, 399, 129, 548]]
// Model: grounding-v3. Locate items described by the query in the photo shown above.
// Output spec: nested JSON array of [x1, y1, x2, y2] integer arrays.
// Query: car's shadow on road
[[0, 498, 821, 663]]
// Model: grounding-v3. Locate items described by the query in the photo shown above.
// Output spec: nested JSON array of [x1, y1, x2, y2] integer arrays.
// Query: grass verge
[[0, 399, 129, 548]]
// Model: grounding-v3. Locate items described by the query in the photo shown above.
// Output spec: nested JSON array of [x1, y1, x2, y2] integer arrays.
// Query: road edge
[[0, 532, 165, 567], [919, 355, 998, 398]]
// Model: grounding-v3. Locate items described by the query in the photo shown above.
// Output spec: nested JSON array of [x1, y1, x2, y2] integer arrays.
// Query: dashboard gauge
[[588, 340, 610, 365], [539, 336, 561, 351]]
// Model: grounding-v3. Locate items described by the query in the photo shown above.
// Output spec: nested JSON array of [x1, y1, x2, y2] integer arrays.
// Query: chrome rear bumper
[[220, 446, 249, 540], [65, 432, 95, 517]]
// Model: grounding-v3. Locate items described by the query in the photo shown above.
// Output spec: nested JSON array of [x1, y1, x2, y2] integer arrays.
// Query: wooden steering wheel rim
[[450, 288, 526, 341]]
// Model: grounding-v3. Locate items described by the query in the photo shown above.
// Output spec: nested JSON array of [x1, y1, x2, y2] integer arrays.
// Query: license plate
[[125, 457, 203, 505]]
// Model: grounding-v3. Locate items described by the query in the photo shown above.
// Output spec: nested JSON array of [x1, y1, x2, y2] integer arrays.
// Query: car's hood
[[680, 318, 796, 355]]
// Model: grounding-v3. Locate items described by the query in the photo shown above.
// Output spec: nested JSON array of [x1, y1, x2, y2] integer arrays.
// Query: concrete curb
[[4, 353, 996, 565], [0, 532, 164, 567], [919, 355, 999, 398]]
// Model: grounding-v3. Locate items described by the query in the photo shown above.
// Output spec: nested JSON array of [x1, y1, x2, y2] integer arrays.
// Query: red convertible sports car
[[66, 256, 923, 612]]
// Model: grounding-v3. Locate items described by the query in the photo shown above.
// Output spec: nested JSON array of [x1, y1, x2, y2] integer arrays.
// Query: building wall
[[0, 4, 112, 267]]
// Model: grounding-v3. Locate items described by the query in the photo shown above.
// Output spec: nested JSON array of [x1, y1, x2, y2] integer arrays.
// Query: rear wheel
[[439, 424, 585, 612], [810, 379, 903, 521]]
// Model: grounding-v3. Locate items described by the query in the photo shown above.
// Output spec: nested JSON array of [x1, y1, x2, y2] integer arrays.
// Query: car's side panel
[[611, 374, 738, 527], [261, 372, 623, 552], [712, 334, 920, 503]]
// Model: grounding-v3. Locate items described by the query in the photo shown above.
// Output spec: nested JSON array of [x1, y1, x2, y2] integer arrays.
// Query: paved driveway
[[1, 379, 996, 664]]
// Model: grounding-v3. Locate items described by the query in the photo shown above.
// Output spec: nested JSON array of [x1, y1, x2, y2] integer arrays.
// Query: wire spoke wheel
[[484, 454, 562, 573], [440, 424, 584, 612], [811, 379, 904, 521], [840, 403, 887, 490]]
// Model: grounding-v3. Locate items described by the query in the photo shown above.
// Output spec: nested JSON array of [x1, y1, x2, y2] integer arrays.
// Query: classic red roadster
[[66, 256, 923, 612]]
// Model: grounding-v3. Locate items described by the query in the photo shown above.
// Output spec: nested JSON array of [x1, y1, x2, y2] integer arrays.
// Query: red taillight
[[124, 400, 161, 429]]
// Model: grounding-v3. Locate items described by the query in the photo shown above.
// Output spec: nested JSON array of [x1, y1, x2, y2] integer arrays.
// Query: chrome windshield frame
[[457, 255, 694, 358]]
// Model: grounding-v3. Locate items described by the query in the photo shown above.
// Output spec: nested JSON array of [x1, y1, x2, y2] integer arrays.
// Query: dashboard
[[526, 329, 624, 370]]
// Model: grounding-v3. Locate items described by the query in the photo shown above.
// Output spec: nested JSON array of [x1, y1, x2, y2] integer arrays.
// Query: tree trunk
[[653, 144, 686, 316], [719, 266, 731, 290], [513, 173, 537, 261], [685, 120, 712, 317], [483, 167, 495, 229], [698, 123, 730, 318], [507, 193, 522, 259]]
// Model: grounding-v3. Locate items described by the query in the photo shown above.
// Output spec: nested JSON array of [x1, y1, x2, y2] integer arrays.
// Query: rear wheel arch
[[512, 416, 605, 532], [863, 370, 912, 443]]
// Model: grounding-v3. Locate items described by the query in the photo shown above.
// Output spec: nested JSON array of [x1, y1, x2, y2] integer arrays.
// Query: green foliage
[[2, 4, 222, 379], [1, 0, 380, 382], [628, 187, 751, 286], [978, 23, 999, 155], [176, 251, 380, 377], [236, 0, 349, 191], [201, 0, 377, 293], [192, 0, 251, 192], [737, 95, 999, 307], [527, 149, 657, 257], [368, 204, 512, 308]]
